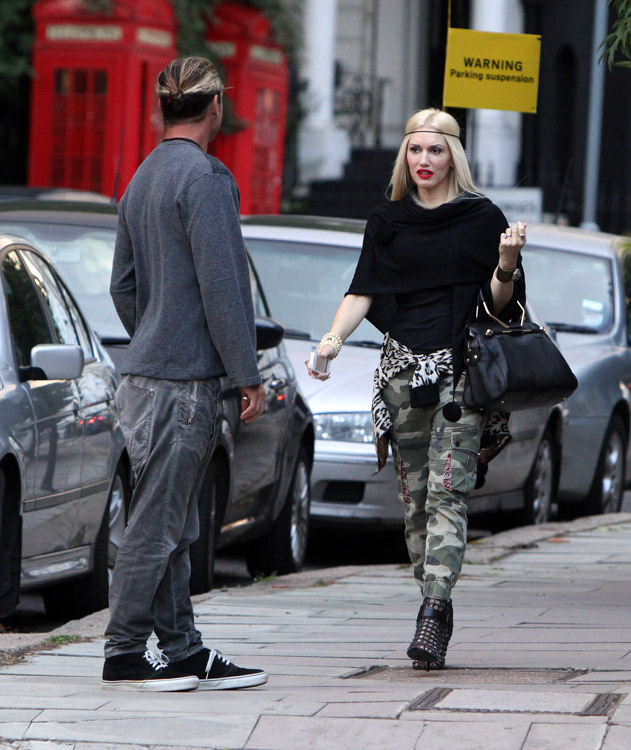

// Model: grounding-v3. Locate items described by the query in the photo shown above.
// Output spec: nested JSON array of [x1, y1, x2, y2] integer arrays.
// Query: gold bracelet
[[320, 332, 343, 358]]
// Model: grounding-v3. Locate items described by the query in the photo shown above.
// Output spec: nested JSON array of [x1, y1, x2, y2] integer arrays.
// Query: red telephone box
[[29, 0, 176, 200], [207, 2, 288, 215]]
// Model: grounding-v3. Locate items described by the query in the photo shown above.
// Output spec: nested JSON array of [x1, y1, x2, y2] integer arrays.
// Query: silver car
[[241, 216, 631, 528], [0, 234, 128, 621], [522, 224, 631, 517]]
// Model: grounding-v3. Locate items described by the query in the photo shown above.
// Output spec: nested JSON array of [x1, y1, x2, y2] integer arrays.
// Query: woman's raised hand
[[498, 221, 527, 269]]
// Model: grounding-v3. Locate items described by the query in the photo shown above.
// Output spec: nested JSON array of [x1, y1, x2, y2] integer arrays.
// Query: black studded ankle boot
[[407, 597, 453, 671]]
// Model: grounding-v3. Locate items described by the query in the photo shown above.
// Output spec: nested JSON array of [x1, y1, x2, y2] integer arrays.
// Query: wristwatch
[[495, 265, 522, 283]]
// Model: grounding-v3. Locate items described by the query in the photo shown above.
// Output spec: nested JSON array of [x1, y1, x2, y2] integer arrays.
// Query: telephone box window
[[51, 68, 108, 193]]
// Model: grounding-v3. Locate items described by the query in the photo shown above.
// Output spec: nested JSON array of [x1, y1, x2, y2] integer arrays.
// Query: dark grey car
[[0, 201, 315, 598], [0, 234, 128, 621]]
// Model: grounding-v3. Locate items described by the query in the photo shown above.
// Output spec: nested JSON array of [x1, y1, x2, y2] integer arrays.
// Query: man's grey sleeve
[[110, 211, 138, 338], [182, 172, 261, 387]]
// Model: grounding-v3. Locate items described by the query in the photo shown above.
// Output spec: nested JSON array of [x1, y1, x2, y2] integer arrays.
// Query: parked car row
[[0, 201, 314, 622], [0, 197, 628, 623]]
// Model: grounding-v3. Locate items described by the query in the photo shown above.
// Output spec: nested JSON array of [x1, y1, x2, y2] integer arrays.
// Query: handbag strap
[[475, 297, 526, 328]]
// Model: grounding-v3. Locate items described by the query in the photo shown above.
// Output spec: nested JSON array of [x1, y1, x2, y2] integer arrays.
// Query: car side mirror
[[21, 344, 85, 382], [255, 316, 284, 351]]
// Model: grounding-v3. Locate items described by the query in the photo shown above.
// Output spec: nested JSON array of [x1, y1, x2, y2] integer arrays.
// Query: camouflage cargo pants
[[383, 367, 485, 600]]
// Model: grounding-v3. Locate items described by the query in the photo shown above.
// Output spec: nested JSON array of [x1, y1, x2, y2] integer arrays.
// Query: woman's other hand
[[498, 221, 527, 269], [306, 295, 372, 381], [306, 344, 335, 380]]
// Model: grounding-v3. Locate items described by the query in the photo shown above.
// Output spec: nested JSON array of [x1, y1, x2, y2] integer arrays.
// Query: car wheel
[[584, 414, 627, 515], [521, 428, 556, 525], [189, 457, 227, 595], [43, 462, 130, 621], [0, 467, 22, 620], [246, 446, 311, 578]]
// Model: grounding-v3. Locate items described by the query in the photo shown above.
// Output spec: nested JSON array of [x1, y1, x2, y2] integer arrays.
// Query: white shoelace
[[143, 650, 169, 671], [205, 649, 230, 676]]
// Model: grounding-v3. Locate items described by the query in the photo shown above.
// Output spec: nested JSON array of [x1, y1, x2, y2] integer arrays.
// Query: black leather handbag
[[463, 298, 578, 412]]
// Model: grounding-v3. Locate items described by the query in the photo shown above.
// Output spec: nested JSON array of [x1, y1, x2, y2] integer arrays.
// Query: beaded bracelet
[[320, 332, 343, 358]]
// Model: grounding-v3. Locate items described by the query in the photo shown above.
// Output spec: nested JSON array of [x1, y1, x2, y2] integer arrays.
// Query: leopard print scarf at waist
[[372, 335, 453, 470]]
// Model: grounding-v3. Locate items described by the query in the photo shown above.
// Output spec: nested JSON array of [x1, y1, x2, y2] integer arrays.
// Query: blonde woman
[[309, 109, 527, 669]]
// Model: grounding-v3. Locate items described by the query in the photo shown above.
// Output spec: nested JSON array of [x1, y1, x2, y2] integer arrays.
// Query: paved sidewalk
[[2, 514, 631, 750]]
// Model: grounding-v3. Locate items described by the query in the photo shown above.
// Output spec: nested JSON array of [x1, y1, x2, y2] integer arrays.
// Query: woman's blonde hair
[[388, 108, 478, 203], [157, 57, 224, 125]]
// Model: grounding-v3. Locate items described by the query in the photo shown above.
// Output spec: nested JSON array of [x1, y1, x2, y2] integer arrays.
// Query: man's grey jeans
[[104, 374, 222, 660]]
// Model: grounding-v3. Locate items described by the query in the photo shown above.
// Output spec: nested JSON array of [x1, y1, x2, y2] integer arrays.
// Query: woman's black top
[[390, 286, 453, 353], [347, 192, 526, 381]]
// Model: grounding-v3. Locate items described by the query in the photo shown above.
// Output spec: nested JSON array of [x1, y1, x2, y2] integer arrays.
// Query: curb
[[464, 511, 631, 564]]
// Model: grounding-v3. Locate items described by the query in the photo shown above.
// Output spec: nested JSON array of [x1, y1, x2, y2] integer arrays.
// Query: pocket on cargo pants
[[442, 433, 479, 496]]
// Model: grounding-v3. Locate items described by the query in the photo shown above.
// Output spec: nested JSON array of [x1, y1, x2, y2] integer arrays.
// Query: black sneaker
[[102, 650, 199, 692], [170, 648, 268, 690]]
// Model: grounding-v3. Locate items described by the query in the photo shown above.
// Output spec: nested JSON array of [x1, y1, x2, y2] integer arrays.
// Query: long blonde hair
[[388, 108, 478, 203]]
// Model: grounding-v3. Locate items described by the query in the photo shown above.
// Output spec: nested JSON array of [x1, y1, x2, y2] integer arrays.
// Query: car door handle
[[270, 378, 287, 391]]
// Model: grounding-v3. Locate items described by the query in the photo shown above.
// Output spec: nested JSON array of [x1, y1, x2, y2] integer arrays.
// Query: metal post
[[369, 0, 380, 146], [580, 0, 609, 231]]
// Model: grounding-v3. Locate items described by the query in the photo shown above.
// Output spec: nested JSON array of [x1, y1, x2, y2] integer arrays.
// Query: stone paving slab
[[398, 709, 608, 725], [522, 722, 607, 749], [606, 704, 631, 724], [569, 671, 631, 683], [243, 715, 428, 750], [15, 714, 258, 748], [435, 687, 596, 713], [602, 725, 631, 748]]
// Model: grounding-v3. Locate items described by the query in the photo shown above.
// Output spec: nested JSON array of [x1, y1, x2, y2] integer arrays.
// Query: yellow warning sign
[[443, 28, 541, 113]]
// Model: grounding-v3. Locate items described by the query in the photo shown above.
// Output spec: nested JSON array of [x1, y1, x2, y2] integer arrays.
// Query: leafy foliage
[[172, 0, 301, 65], [241, 0, 302, 65], [0, 0, 35, 92], [601, 0, 631, 69]]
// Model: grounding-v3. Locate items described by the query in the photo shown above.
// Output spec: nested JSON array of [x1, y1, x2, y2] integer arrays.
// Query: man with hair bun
[[103, 56, 268, 692]]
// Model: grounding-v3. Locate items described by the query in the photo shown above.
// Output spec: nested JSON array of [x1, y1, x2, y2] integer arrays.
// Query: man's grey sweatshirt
[[110, 139, 261, 387]]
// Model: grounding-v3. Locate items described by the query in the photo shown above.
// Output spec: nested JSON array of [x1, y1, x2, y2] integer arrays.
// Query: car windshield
[[0, 221, 125, 340], [522, 246, 614, 334], [243, 237, 381, 346]]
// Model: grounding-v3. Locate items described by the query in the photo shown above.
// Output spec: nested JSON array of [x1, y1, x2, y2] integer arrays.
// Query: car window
[[243, 238, 380, 345], [58, 278, 94, 359], [0, 221, 124, 340], [20, 249, 94, 358], [522, 246, 615, 333], [1, 250, 54, 368], [21, 250, 80, 347], [247, 257, 269, 317]]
